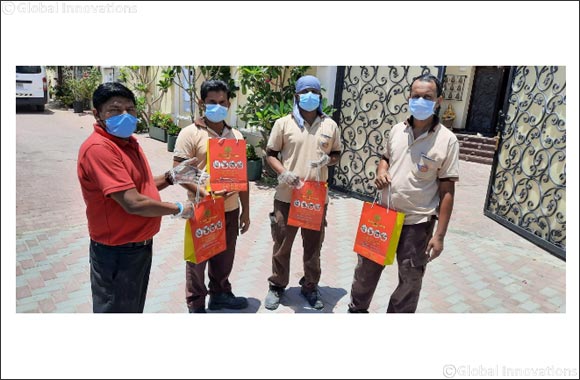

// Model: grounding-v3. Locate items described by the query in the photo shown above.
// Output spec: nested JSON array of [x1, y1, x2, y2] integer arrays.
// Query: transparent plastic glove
[[180, 200, 195, 219], [172, 200, 195, 219], [309, 154, 330, 168], [277, 170, 303, 189], [169, 158, 209, 185]]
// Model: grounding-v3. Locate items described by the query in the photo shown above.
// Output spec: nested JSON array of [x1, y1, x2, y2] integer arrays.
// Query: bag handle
[[217, 137, 241, 144], [304, 163, 322, 184], [372, 185, 392, 212]]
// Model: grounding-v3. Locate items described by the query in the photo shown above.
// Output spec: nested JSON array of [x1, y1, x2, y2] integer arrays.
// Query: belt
[[91, 239, 152, 248]]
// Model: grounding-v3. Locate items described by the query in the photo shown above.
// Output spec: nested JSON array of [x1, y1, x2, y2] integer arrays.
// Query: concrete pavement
[[15, 106, 566, 313]]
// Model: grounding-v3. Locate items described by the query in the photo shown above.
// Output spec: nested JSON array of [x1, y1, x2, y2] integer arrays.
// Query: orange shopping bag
[[184, 196, 227, 264], [207, 138, 248, 192], [288, 181, 327, 231], [353, 192, 405, 266]]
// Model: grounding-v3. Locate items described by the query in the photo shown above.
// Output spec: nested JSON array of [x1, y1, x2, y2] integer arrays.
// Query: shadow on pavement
[[16, 105, 55, 115], [280, 285, 348, 313]]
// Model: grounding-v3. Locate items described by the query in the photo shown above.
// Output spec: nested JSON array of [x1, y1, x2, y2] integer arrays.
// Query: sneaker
[[188, 306, 207, 313], [208, 292, 248, 310], [301, 289, 324, 310], [264, 289, 283, 310]]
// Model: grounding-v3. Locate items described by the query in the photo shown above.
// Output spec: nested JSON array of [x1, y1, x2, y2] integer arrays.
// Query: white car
[[16, 66, 48, 112]]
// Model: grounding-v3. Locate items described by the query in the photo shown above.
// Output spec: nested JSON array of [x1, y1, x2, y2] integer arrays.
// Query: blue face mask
[[409, 97, 436, 121], [298, 92, 321, 112], [104, 113, 138, 138], [205, 104, 228, 123]]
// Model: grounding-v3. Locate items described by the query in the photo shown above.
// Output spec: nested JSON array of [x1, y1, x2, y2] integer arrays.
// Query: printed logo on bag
[[360, 213, 389, 242], [195, 208, 222, 238], [202, 209, 212, 223], [292, 185, 324, 212]]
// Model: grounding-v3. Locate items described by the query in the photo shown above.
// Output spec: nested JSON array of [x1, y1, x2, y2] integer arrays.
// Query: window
[[16, 66, 42, 74]]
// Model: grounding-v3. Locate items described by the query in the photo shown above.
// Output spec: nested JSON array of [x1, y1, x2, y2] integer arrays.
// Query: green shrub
[[246, 143, 259, 161]]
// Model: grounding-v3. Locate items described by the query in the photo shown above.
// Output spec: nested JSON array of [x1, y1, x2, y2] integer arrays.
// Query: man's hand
[[309, 154, 330, 168], [426, 235, 444, 262], [169, 158, 209, 185], [239, 210, 250, 234], [180, 200, 195, 219], [374, 172, 391, 190], [210, 189, 240, 203], [172, 200, 195, 219], [277, 170, 302, 188]]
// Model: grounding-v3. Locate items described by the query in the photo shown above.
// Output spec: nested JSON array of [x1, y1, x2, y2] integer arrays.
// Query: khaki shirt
[[267, 114, 342, 203], [173, 118, 244, 212], [382, 119, 459, 225]]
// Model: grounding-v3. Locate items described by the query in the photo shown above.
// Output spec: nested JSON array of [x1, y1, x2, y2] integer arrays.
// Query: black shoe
[[301, 289, 324, 310], [265, 288, 283, 310], [208, 292, 248, 310], [188, 306, 207, 313], [347, 308, 369, 313]]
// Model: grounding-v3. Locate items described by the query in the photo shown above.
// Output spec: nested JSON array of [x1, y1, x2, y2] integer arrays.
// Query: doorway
[[465, 66, 509, 136]]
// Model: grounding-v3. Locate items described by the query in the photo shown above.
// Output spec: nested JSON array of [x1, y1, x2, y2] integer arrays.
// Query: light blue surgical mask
[[409, 97, 436, 120], [298, 92, 320, 112], [205, 104, 228, 123], [104, 113, 137, 138]]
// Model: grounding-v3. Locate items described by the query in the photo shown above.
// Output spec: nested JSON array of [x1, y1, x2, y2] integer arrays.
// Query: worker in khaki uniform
[[348, 74, 460, 313], [173, 80, 250, 313], [264, 75, 343, 311]]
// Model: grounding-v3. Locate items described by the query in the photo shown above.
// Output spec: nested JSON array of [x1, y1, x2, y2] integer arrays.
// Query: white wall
[[315, 66, 338, 107], [440, 66, 475, 130]]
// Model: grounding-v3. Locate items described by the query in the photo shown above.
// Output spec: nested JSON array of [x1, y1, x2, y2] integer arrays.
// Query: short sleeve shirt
[[267, 114, 342, 203], [77, 125, 161, 245], [382, 119, 460, 225]]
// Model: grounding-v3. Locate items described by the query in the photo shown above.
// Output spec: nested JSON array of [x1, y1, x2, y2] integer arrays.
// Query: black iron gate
[[484, 66, 566, 260], [331, 66, 443, 200]]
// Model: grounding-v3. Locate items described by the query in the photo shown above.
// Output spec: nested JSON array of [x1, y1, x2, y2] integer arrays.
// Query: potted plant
[[80, 68, 102, 110], [66, 68, 102, 113], [166, 123, 181, 152], [149, 111, 171, 142], [67, 77, 84, 113], [246, 143, 262, 181]]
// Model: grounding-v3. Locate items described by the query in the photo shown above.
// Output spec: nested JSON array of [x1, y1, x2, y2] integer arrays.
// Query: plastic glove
[[180, 200, 195, 219], [172, 200, 195, 219], [309, 154, 330, 168], [277, 170, 303, 189], [169, 158, 209, 185]]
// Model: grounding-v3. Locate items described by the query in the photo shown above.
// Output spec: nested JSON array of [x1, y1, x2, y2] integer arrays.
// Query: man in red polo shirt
[[78, 82, 206, 313]]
